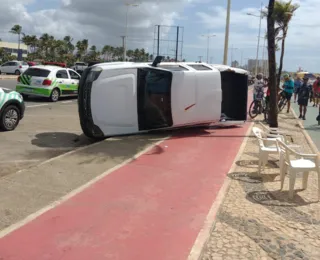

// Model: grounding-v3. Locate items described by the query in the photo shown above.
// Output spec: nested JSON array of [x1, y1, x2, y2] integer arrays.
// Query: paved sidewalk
[[200, 112, 320, 260]]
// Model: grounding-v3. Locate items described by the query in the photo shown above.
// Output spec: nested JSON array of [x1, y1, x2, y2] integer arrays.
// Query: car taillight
[[19, 65, 22, 68], [42, 79, 52, 86], [17, 76, 21, 82]]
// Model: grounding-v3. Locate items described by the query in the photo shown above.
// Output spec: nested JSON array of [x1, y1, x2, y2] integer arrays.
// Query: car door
[[8, 62, 18, 74], [1, 62, 10, 74], [56, 69, 72, 95], [67, 69, 81, 94]]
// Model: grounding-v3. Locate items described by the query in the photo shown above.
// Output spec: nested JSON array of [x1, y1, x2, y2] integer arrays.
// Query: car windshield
[[21, 61, 29, 66], [24, 68, 50, 77]]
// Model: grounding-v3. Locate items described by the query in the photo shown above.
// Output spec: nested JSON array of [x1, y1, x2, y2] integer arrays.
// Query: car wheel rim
[[52, 90, 59, 101], [4, 109, 18, 128]]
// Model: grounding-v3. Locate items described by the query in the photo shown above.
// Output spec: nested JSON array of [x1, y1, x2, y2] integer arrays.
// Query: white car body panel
[[78, 61, 248, 139]]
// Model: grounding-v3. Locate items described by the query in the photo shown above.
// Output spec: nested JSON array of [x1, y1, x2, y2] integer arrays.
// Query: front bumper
[[20, 100, 25, 119]]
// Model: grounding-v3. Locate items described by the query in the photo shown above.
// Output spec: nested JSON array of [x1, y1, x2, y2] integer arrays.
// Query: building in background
[[247, 59, 269, 76], [0, 41, 28, 60]]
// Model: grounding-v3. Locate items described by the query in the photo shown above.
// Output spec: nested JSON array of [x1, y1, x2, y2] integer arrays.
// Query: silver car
[[0, 60, 29, 75]]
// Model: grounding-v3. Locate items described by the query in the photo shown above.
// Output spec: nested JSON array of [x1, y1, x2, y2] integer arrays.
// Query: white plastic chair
[[252, 127, 285, 174], [258, 122, 291, 144], [252, 127, 300, 174], [276, 139, 320, 200]]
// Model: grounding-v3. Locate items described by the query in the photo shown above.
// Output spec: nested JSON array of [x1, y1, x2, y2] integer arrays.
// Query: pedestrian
[[281, 73, 294, 113], [297, 76, 312, 120], [253, 73, 265, 101], [293, 76, 302, 103], [312, 77, 320, 107]]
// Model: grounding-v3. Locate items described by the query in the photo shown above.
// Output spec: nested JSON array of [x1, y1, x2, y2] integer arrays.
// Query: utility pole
[[121, 36, 125, 60], [124, 2, 139, 61], [223, 0, 231, 65], [202, 34, 216, 63]]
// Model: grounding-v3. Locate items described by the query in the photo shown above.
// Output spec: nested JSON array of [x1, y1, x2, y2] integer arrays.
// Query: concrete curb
[[187, 122, 254, 260], [290, 107, 319, 154], [0, 75, 17, 80]]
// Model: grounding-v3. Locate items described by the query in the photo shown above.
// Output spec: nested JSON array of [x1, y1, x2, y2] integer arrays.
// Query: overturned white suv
[[78, 57, 249, 140]]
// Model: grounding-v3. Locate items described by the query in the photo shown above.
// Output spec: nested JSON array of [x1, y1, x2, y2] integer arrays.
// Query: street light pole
[[247, 2, 264, 76], [124, 2, 139, 61], [202, 34, 216, 63], [255, 2, 263, 75], [223, 0, 231, 65]]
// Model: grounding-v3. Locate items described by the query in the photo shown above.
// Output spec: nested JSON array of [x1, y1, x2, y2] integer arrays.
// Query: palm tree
[[273, 0, 299, 88], [9, 25, 23, 60], [267, 0, 278, 127]]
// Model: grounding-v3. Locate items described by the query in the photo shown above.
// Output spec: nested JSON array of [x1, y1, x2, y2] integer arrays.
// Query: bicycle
[[278, 90, 288, 112], [249, 91, 269, 121]]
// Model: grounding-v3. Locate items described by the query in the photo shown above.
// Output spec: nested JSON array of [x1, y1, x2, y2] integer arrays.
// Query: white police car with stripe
[[0, 87, 25, 131]]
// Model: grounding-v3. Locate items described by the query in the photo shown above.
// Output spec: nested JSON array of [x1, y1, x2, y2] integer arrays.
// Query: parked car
[[78, 58, 248, 140], [0, 60, 29, 75], [71, 62, 88, 75], [0, 87, 25, 131], [16, 65, 81, 102]]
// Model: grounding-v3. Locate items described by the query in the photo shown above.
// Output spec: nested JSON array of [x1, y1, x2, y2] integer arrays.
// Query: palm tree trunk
[[267, 0, 278, 127], [277, 33, 286, 89], [18, 33, 21, 60]]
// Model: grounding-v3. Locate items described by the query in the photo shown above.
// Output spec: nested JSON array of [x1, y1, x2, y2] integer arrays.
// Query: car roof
[[26, 65, 68, 71]]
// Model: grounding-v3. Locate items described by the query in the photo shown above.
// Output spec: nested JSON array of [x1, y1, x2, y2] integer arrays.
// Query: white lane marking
[[62, 101, 73, 104], [0, 136, 170, 239], [0, 159, 40, 164], [188, 123, 254, 260], [26, 104, 49, 108]]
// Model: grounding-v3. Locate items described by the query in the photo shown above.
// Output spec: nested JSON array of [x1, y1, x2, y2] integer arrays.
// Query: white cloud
[[194, 0, 320, 71], [0, 0, 192, 51]]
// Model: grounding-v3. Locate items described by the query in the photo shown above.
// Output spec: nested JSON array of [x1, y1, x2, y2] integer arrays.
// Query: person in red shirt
[[312, 77, 320, 107]]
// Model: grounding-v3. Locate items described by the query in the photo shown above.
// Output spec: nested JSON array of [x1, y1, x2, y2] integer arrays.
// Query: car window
[[1, 62, 9, 66], [21, 61, 28, 66], [187, 64, 213, 71], [68, 70, 80, 80], [24, 68, 51, 77], [56, 70, 69, 79]]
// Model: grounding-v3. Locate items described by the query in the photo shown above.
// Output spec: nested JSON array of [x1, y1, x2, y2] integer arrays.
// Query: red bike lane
[[0, 97, 252, 260]]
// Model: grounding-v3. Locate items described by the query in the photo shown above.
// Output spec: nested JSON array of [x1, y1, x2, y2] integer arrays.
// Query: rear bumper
[[16, 85, 51, 97]]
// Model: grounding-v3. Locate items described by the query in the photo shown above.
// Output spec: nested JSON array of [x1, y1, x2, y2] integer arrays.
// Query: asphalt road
[[0, 79, 92, 177], [292, 101, 320, 151]]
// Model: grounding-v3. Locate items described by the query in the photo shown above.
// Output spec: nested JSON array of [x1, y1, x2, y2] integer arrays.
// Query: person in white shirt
[[253, 73, 265, 100]]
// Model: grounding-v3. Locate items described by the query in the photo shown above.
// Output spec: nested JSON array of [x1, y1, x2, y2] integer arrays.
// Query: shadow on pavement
[[24, 96, 78, 103], [31, 132, 95, 148]]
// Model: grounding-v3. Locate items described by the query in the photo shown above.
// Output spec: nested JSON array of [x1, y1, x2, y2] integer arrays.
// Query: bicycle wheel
[[278, 96, 287, 112], [249, 100, 261, 119]]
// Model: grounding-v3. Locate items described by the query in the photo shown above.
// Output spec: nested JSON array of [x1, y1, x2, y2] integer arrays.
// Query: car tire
[[15, 70, 21, 75], [50, 88, 60, 102], [0, 70, 2, 75], [0, 105, 21, 131]]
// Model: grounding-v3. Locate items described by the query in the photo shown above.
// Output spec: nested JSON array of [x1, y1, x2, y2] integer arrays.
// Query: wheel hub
[[4, 109, 18, 128]]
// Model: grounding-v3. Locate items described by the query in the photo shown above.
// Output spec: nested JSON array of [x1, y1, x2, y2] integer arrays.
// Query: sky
[[0, 0, 319, 72]]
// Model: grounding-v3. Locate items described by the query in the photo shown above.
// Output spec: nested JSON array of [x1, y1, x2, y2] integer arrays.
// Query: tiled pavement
[[200, 112, 320, 260]]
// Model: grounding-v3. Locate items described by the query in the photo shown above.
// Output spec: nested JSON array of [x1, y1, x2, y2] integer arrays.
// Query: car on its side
[[0, 60, 29, 75], [78, 58, 248, 140], [16, 65, 81, 102], [0, 87, 25, 131]]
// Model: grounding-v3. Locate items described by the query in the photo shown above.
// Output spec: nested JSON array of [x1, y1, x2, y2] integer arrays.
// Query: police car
[[16, 65, 81, 102], [0, 87, 25, 131]]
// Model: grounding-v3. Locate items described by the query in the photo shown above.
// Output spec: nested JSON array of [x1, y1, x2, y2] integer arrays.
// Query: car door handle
[[71, 82, 75, 84], [58, 81, 63, 83]]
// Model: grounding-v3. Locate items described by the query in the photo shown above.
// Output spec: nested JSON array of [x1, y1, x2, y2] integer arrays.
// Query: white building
[[0, 41, 28, 59]]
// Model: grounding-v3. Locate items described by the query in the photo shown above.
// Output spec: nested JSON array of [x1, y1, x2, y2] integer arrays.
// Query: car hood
[[0, 87, 15, 94]]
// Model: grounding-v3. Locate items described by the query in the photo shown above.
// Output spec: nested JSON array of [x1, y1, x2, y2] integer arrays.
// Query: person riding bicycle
[[281, 73, 294, 113], [253, 73, 266, 112]]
